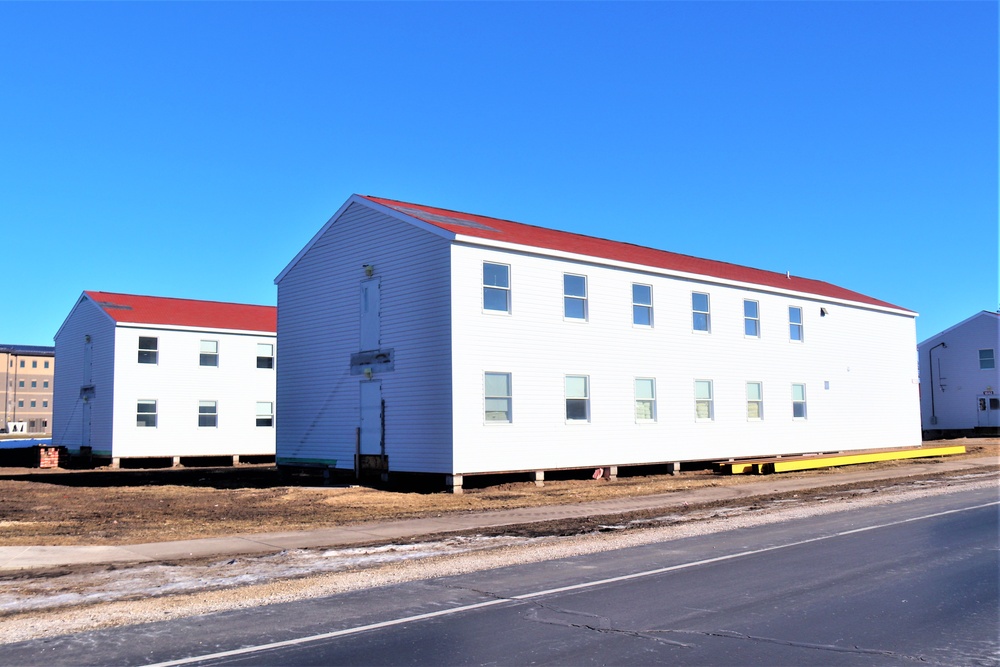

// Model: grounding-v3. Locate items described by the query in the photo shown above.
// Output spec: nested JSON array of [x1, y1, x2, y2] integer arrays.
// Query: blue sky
[[1, 2, 996, 345]]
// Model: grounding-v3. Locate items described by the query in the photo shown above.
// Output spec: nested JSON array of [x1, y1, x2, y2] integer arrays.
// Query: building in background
[[1, 344, 55, 434], [917, 311, 1000, 437], [275, 195, 921, 492], [53, 291, 277, 467]]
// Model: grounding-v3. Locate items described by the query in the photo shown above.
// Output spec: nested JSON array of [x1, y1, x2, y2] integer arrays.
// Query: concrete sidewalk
[[1, 457, 996, 573]]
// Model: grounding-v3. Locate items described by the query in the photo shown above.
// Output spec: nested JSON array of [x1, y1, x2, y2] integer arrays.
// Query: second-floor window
[[257, 343, 274, 369], [789, 307, 803, 341], [200, 340, 219, 366], [138, 337, 158, 364], [632, 284, 652, 326], [980, 349, 996, 370], [692, 293, 710, 332], [744, 300, 760, 337], [564, 274, 588, 320], [483, 262, 510, 312]]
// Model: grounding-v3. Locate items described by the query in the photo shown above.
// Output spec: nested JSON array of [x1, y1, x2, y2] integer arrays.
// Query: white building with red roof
[[275, 195, 921, 491], [53, 291, 277, 466]]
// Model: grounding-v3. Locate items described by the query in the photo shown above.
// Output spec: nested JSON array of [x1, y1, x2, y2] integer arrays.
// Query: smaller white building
[[53, 291, 277, 465], [917, 311, 999, 435]]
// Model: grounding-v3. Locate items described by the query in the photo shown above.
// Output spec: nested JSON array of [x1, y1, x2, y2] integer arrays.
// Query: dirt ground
[[1, 438, 996, 547]]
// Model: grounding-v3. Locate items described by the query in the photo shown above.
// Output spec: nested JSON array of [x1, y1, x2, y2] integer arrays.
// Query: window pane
[[745, 320, 759, 336], [695, 401, 712, 419], [635, 378, 654, 399], [792, 384, 806, 401], [693, 313, 709, 331], [566, 399, 589, 420], [485, 398, 511, 421], [257, 356, 274, 369], [632, 284, 651, 305], [980, 349, 996, 370], [747, 402, 761, 419], [139, 337, 157, 350], [564, 274, 587, 297], [789, 307, 802, 324], [257, 344, 273, 356], [793, 403, 807, 419], [485, 372, 510, 397], [635, 400, 654, 421], [747, 382, 762, 400], [199, 401, 217, 413], [692, 293, 709, 312], [484, 288, 509, 311], [483, 263, 509, 287], [744, 300, 758, 318], [200, 340, 218, 353], [564, 297, 586, 319], [633, 305, 651, 326], [694, 380, 712, 399], [565, 376, 588, 398]]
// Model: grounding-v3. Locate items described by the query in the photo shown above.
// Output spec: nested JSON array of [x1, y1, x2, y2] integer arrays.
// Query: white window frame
[[634, 378, 656, 422], [746, 381, 763, 420], [692, 292, 711, 332], [789, 306, 804, 342], [198, 400, 218, 428], [792, 383, 807, 419], [979, 349, 996, 370], [483, 262, 511, 313], [138, 336, 158, 364], [200, 340, 219, 367], [694, 380, 714, 421], [565, 375, 591, 422], [484, 372, 512, 423], [563, 274, 588, 321], [137, 400, 157, 428], [744, 300, 760, 337], [632, 284, 653, 327], [256, 401, 274, 427], [257, 343, 275, 369]]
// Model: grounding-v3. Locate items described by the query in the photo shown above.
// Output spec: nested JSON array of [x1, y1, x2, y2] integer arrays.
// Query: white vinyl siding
[[276, 202, 453, 473]]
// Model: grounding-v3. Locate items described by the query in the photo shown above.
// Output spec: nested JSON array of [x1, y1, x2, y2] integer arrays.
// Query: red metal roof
[[84, 291, 276, 332], [362, 195, 909, 312]]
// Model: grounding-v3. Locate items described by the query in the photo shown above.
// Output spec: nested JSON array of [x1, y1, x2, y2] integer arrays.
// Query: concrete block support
[[172, 457, 181, 467], [667, 462, 681, 476], [447, 474, 463, 494], [232, 455, 240, 465], [534, 470, 545, 487], [604, 466, 618, 480]]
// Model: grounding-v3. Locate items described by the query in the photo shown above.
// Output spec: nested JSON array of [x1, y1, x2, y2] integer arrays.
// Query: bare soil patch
[[0, 438, 995, 547]]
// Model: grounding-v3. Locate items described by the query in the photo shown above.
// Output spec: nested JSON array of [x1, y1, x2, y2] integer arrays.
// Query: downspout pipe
[[928, 342, 947, 425]]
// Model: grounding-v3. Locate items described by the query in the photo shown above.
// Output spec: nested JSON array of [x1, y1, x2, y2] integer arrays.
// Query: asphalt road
[[6, 486, 998, 666]]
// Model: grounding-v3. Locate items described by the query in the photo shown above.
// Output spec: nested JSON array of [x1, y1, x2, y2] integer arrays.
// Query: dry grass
[[0, 438, 995, 547]]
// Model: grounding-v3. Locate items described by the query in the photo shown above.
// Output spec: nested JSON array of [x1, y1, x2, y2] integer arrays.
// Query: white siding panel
[[53, 299, 116, 454], [110, 327, 276, 458], [277, 203, 453, 473], [917, 313, 1000, 430], [451, 245, 920, 474]]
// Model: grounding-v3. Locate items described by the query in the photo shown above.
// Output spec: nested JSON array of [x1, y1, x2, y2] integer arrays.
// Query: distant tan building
[[2, 345, 55, 435]]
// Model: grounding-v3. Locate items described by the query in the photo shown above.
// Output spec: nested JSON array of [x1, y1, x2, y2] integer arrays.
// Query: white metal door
[[360, 278, 381, 352], [977, 395, 999, 427], [359, 381, 383, 455]]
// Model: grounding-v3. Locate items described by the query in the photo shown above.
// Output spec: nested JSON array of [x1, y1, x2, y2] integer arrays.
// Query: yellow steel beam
[[764, 446, 966, 474]]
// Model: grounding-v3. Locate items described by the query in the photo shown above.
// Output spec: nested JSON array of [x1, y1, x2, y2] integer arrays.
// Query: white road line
[[147, 500, 999, 667]]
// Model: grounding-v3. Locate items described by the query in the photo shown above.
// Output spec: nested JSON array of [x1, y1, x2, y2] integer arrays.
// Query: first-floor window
[[137, 400, 157, 427], [694, 380, 713, 420], [30, 400, 36, 408], [792, 383, 807, 419], [746, 382, 763, 419], [199, 400, 218, 427], [42, 401, 48, 408], [484, 372, 512, 422], [256, 402, 274, 427], [565, 375, 590, 421], [17, 400, 23, 408], [979, 349, 996, 370], [635, 378, 656, 421]]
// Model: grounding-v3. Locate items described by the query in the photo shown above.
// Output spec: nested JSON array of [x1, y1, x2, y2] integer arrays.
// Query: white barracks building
[[275, 195, 920, 491], [54, 291, 277, 467]]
